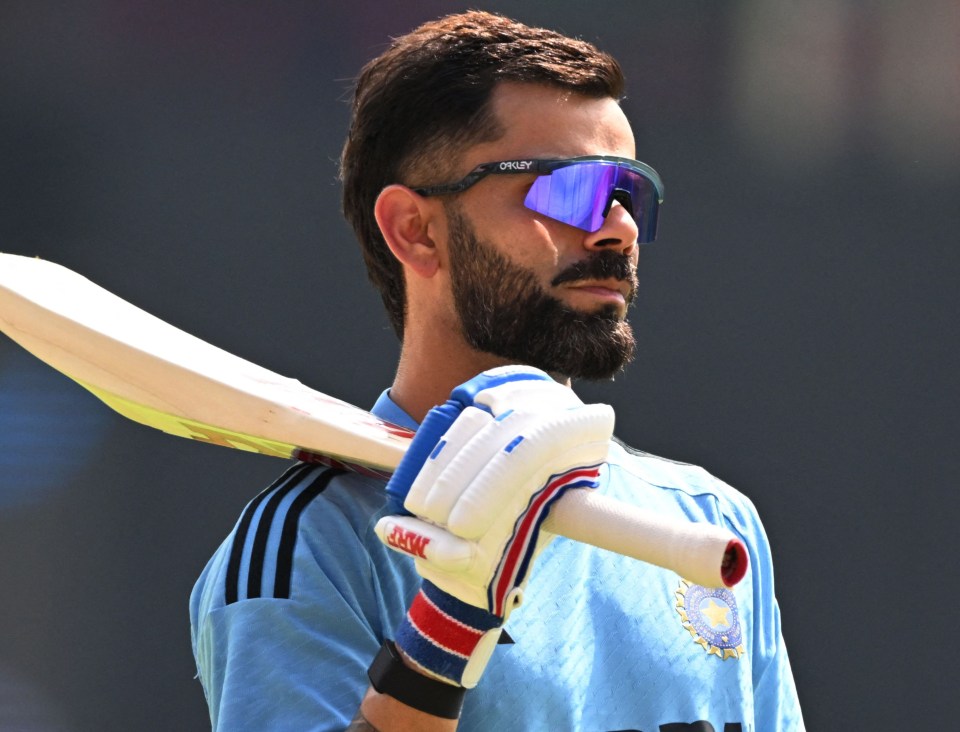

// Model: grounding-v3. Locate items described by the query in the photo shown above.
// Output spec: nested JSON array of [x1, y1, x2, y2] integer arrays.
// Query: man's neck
[[388, 336, 573, 423], [389, 344, 507, 423]]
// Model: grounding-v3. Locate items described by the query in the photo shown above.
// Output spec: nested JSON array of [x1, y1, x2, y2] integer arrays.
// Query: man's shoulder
[[190, 462, 398, 618], [606, 437, 760, 534], [294, 462, 389, 521], [242, 461, 391, 553]]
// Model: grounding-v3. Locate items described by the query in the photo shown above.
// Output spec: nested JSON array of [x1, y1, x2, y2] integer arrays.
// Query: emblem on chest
[[675, 580, 745, 661]]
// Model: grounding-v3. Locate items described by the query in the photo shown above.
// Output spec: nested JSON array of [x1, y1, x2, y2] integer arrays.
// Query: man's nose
[[582, 199, 639, 256]]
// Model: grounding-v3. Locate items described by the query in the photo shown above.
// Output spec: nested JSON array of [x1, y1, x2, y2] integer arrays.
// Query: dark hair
[[340, 10, 625, 339]]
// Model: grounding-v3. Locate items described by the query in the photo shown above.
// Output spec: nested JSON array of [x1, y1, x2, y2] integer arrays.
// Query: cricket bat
[[0, 253, 747, 588]]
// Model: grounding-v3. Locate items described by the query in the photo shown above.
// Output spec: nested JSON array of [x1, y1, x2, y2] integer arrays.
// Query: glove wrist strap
[[395, 581, 502, 687]]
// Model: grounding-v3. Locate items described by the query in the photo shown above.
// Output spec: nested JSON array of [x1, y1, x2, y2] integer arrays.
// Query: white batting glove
[[375, 366, 614, 687]]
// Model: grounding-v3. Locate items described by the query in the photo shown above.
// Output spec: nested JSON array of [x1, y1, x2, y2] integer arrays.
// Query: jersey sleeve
[[607, 442, 805, 730], [190, 464, 419, 731], [733, 486, 806, 731], [697, 467, 805, 730]]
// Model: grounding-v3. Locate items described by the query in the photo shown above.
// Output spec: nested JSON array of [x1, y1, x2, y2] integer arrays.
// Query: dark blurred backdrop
[[2, 1, 958, 729]]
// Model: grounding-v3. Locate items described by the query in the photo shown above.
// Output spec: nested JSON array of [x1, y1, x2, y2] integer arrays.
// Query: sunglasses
[[412, 155, 664, 243]]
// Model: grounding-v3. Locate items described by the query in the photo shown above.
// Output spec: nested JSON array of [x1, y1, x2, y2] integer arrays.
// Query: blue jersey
[[190, 392, 803, 731]]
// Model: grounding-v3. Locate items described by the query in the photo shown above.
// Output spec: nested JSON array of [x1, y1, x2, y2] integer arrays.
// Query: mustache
[[551, 250, 637, 290]]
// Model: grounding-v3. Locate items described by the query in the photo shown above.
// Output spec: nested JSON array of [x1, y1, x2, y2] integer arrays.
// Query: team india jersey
[[190, 392, 804, 731]]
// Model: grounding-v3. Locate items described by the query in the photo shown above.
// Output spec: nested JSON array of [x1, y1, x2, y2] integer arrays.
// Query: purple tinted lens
[[524, 164, 615, 232], [523, 162, 659, 241]]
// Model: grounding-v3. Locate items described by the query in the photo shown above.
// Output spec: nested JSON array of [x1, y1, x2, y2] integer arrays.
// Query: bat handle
[[386, 401, 749, 587], [544, 489, 748, 588]]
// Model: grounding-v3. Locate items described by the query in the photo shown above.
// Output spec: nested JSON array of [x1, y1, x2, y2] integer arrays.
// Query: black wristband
[[367, 639, 466, 719]]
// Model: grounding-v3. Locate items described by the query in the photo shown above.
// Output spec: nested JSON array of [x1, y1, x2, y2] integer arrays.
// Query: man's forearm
[[349, 686, 458, 732]]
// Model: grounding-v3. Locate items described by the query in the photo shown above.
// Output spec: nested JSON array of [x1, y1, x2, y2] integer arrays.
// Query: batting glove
[[375, 366, 614, 687]]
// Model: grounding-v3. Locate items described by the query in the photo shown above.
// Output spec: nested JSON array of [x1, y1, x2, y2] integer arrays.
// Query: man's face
[[439, 83, 642, 380], [447, 201, 637, 380]]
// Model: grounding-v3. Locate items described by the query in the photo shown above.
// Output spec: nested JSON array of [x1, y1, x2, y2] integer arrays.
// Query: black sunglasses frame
[[411, 155, 665, 202]]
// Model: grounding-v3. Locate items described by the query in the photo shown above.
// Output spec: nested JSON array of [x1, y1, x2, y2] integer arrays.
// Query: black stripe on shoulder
[[272, 468, 344, 599], [224, 462, 314, 606], [246, 466, 344, 601]]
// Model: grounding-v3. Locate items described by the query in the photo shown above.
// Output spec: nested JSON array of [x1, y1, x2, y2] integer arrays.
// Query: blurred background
[[1, 1, 958, 729]]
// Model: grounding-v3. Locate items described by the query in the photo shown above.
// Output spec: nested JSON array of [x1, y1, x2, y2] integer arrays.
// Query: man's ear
[[374, 184, 441, 278]]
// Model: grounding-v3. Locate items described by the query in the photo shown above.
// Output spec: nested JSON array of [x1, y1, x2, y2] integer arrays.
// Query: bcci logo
[[675, 580, 745, 661]]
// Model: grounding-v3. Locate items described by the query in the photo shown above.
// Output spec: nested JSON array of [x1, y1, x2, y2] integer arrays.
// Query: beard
[[446, 203, 637, 381]]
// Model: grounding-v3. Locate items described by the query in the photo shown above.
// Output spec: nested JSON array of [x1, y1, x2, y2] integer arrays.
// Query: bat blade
[[0, 253, 747, 588], [0, 253, 411, 473]]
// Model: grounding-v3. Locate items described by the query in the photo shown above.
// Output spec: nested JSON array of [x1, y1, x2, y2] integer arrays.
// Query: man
[[190, 11, 803, 731]]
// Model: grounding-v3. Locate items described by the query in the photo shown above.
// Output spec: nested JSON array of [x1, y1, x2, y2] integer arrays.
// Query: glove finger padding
[[383, 365, 582, 518], [401, 406, 498, 523], [469, 376, 586, 414], [447, 405, 613, 538], [404, 372, 589, 526], [419, 429, 612, 617]]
